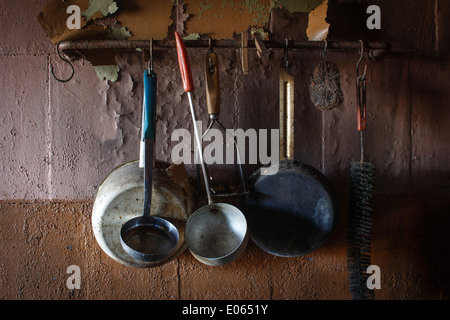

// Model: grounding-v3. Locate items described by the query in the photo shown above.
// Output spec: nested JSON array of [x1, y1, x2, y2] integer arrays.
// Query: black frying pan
[[241, 66, 338, 257]]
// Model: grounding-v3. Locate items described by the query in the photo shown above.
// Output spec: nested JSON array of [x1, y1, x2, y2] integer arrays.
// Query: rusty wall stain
[[117, 0, 173, 40], [37, 0, 104, 44], [36, 0, 125, 44], [184, 0, 273, 39]]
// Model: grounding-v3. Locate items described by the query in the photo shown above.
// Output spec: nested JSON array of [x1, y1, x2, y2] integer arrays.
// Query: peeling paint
[[116, 0, 173, 40], [251, 26, 269, 40], [37, 0, 90, 44], [174, 3, 190, 35], [93, 65, 120, 82], [183, 33, 201, 40], [81, 0, 118, 21], [306, 0, 329, 41], [37, 0, 123, 44], [240, 0, 272, 25], [105, 26, 132, 40]]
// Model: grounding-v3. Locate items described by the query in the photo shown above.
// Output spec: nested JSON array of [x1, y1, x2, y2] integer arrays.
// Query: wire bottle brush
[[347, 44, 376, 300], [348, 157, 376, 300]]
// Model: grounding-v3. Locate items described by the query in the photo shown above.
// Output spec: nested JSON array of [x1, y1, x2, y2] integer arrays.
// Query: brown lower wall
[[1, 193, 448, 300]]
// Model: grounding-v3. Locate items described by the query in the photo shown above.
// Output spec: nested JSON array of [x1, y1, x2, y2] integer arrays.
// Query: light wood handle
[[279, 67, 295, 161], [205, 51, 220, 116]]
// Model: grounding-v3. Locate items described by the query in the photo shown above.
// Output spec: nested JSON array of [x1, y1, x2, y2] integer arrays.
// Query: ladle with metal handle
[[175, 31, 248, 266], [175, 32, 213, 206], [120, 69, 179, 262]]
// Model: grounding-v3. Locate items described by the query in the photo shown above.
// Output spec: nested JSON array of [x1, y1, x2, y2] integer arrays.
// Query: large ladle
[[175, 32, 248, 266], [120, 68, 179, 262]]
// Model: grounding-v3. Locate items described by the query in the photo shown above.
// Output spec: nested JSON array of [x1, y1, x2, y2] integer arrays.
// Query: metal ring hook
[[148, 38, 154, 73], [207, 37, 215, 73], [356, 40, 367, 79], [284, 39, 291, 68], [51, 42, 74, 83], [322, 40, 328, 61]]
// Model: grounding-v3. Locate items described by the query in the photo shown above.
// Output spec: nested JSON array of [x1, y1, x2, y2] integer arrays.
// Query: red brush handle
[[357, 108, 366, 131], [357, 77, 367, 131], [175, 32, 194, 92]]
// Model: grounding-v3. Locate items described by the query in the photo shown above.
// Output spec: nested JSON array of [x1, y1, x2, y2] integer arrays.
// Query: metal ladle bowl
[[185, 203, 248, 266], [120, 214, 179, 262]]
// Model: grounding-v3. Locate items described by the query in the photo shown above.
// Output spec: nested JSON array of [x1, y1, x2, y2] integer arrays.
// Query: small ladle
[[120, 68, 179, 262], [175, 32, 248, 266]]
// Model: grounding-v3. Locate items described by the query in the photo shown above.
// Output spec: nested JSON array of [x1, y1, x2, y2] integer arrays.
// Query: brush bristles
[[347, 161, 376, 300]]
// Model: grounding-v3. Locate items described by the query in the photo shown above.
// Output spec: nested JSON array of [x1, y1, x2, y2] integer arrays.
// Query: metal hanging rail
[[58, 39, 391, 53], [52, 39, 390, 82]]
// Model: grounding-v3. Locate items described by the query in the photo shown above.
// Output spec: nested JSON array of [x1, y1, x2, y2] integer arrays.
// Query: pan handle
[[279, 67, 295, 161], [205, 51, 220, 118], [175, 32, 194, 93], [143, 70, 157, 140]]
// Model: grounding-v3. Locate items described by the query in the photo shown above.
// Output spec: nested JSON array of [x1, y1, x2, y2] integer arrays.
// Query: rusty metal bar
[[59, 39, 391, 52]]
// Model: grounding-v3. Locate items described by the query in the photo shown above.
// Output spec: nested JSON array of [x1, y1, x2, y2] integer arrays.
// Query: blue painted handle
[[143, 70, 157, 140]]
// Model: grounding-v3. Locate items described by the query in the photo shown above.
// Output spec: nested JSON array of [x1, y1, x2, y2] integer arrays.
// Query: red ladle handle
[[175, 32, 194, 92]]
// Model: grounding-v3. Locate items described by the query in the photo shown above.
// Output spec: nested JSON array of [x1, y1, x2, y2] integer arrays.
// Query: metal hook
[[207, 37, 215, 73], [322, 40, 328, 61], [356, 40, 367, 133], [356, 40, 367, 79], [208, 57, 214, 73], [284, 39, 291, 69], [148, 38, 154, 73], [51, 42, 74, 83]]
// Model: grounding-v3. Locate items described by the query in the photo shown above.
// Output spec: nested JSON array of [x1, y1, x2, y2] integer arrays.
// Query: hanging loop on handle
[[284, 39, 292, 69], [208, 37, 213, 52], [205, 51, 220, 118], [356, 40, 367, 80], [148, 38, 154, 73], [356, 40, 367, 132], [207, 37, 215, 73], [322, 39, 328, 61]]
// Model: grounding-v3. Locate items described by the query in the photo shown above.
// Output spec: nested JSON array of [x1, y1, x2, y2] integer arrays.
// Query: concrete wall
[[0, 0, 449, 300]]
